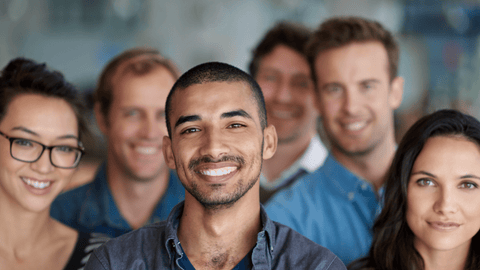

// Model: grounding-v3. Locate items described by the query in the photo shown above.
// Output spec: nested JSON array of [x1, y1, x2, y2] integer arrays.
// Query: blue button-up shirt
[[84, 202, 346, 270], [265, 154, 383, 266], [50, 163, 185, 238]]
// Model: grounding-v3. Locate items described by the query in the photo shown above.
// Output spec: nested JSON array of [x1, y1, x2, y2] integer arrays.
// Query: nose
[[275, 78, 292, 103], [140, 115, 163, 139], [433, 187, 458, 215], [30, 149, 55, 174], [342, 88, 361, 115], [199, 128, 229, 159]]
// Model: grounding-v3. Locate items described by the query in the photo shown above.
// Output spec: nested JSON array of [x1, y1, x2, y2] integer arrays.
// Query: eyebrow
[[411, 171, 480, 181], [11, 126, 79, 140], [361, 79, 381, 84], [175, 115, 201, 128], [410, 171, 436, 178], [460, 174, 480, 180], [174, 109, 253, 129], [221, 110, 252, 120]]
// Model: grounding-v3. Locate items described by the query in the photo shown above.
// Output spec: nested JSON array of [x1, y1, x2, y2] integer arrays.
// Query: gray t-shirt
[[85, 202, 346, 270]]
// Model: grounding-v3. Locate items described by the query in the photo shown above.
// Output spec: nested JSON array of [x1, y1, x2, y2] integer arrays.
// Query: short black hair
[[165, 62, 267, 137], [0, 57, 89, 141], [248, 21, 312, 78]]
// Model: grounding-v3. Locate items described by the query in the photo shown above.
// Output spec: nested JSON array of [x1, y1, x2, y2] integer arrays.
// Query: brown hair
[[248, 21, 312, 78], [306, 17, 399, 85], [349, 110, 480, 270], [95, 47, 180, 118], [0, 58, 89, 142]]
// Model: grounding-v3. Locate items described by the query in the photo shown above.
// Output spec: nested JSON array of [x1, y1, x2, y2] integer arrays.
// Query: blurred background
[[1, 0, 479, 186]]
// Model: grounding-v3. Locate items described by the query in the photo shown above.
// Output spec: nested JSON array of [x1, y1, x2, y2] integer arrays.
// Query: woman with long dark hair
[[350, 109, 480, 270], [0, 58, 107, 269]]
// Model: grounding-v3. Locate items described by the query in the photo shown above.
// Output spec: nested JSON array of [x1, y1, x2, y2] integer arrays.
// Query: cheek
[[259, 85, 276, 101]]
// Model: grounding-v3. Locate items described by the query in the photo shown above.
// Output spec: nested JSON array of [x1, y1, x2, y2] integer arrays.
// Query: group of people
[[0, 15, 478, 270]]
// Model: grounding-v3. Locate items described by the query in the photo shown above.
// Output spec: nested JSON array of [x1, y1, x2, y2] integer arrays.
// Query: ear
[[262, 125, 277, 160], [389, 76, 404, 110], [162, 135, 176, 170], [94, 103, 108, 136]]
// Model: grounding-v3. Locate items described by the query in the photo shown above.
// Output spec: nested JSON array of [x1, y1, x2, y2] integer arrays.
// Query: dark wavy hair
[[248, 21, 312, 79], [349, 109, 480, 270], [0, 57, 89, 142]]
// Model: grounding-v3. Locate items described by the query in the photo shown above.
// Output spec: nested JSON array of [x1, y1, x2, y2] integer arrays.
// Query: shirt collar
[[260, 135, 328, 190], [163, 202, 276, 260], [322, 154, 372, 199], [79, 163, 180, 230]]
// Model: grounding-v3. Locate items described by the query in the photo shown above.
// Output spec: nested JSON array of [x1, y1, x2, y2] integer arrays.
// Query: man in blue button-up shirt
[[51, 48, 185, 237], [85, 62, 346, 269], [266, 17, 404, 265]]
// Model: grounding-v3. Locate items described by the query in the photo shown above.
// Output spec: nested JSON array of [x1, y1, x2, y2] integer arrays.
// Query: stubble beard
[[180, 141, 264, 211]]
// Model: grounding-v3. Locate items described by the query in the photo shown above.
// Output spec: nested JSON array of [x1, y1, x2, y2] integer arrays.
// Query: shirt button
[[361, 183, 368, 190], [348, 192, 355, 201]]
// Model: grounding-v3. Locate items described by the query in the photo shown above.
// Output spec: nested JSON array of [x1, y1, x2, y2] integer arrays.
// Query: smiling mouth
[[134, 146, 159, 155], [342, 121, 367, 131], [196, 167, 237, 176], [428, 221, 461, 230], [21, 177, 52, 189]]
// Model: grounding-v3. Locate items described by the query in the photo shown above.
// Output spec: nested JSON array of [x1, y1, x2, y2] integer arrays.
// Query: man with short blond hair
[[51, 48, 185, 237]]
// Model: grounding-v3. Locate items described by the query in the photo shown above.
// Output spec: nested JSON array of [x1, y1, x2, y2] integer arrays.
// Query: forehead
[[170, 81, 260, 123], [315, 41, 389, 83], [258, 45, 310, 75], [111, 66, 176, 109], [1, 94, 78, 135]]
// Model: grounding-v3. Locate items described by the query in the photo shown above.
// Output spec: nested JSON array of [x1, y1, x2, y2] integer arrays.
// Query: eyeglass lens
[[11, 138, 81, 168]]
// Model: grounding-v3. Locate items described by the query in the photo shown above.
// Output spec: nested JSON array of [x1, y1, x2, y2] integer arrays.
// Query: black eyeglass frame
[[0, 130, 85, 169]]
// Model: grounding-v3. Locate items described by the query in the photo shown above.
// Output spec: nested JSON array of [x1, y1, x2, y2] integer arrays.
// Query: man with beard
[[85, 62, 346, 270], [51, 48, 185, 237], [266, 17, 404, 265], [249, 22, 328, 203]]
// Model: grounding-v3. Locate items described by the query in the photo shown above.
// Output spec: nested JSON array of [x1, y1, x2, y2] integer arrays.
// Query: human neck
[[107, 160, 170, 229], [178, 193, 262, 270], [332, 136, 396, 191], [0, 194, 53, 254], [262, 132, 314, 182], [417, 243, 470, 270]]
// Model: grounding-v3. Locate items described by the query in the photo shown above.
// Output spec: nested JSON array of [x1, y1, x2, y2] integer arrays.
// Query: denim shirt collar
[[163, 202, 275, 267], [323, 154, 384, 202]]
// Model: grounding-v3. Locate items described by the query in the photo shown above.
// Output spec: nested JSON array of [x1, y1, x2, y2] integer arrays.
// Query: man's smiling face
[[163, 81, 276, 209]]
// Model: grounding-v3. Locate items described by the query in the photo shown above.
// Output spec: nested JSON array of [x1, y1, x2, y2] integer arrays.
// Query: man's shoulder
[[272, 221, 346, 269], [51, 180, 98, 213], [265, 166, 328, 206], [94, 222, 168, 260], [86, 222, 172, 269], [105, 221, 167, 248]]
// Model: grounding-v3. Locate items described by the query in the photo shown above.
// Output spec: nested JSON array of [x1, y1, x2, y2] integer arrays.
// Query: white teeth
[[344, 121, 367, 131], [199, 167, 236, 176], [135, 147, 157, 155], [21, 177, 51, 189]]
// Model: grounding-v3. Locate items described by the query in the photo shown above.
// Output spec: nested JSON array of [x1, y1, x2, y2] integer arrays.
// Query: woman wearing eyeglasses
[[0, 58, 108, 269], [349, 109, 480, 270]]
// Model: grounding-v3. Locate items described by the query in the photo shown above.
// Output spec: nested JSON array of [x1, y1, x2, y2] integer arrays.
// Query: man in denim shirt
[[85, 62, 345, 269], [248, 22, 328, 204], [51, 48, 185, 237], [266, 17, 404, 265]]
